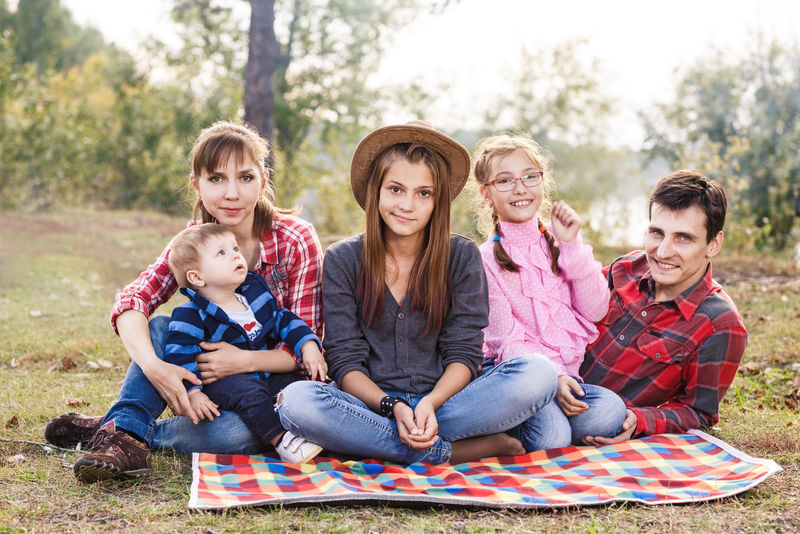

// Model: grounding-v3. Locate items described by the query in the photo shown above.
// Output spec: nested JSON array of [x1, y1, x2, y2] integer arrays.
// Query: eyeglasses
[[485, 171, 543, 192]]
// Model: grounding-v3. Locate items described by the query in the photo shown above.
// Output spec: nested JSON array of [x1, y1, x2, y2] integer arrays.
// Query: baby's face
[[195, 233, 248, 290]]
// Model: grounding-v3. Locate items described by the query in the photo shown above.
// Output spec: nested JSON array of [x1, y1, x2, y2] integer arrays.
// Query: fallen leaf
[[788, 421, 794, 427], [770, 354, 782, 363], [3, 454, 26, 466], [66, 398, 90, 408], [793, 375, 800, 388], [6, 415, 19, 427], [96, 358, 113, 368], [739, 361, 761, 374], [29, 310, 43, 317], [59, 357, 77, 372], [10, 358, 18, 368], [86, 361, 100, 369]]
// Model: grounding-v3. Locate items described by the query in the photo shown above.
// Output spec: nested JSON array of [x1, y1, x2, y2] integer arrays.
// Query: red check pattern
[[580, 252, 748, 436], [111, 215, 323, 362], [189, 431, 780, 509]]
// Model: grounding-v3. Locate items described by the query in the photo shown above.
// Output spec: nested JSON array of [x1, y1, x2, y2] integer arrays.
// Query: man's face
[[645, 203, 723, 301]]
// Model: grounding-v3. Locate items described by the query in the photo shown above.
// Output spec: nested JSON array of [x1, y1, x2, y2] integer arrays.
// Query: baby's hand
[[188, 389, 220, 423], [301, 341, 328, 382], [556, 375, 589, 417], [550, 201, 580, 243]]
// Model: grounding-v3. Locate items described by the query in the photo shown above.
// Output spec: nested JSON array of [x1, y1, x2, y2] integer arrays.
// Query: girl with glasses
[[473, 134, 626, 450]]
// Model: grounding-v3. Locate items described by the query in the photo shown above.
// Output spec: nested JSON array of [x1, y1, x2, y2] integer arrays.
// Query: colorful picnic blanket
[[189, 430, 781, 509]]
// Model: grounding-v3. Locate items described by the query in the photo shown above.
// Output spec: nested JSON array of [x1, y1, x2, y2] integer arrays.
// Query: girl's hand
[[556, 375, 589, 416], [187, 390, 221, 422], [300, 342, 328, 382], [141, 359, 202, 424], [395, 403, 429, 450], [408, 397, 439, 447], [196, 341, 252, 384], [550, 201, 581, 243]]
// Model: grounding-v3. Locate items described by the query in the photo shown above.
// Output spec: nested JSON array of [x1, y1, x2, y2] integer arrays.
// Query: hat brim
[[349, 124, 470, 210]]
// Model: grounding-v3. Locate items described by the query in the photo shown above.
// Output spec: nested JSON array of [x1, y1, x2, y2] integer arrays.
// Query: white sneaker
[[276, 431, 323, 463]]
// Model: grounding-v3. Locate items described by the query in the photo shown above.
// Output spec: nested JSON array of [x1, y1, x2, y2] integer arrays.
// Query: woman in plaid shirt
[[45, 122, 323, 480]]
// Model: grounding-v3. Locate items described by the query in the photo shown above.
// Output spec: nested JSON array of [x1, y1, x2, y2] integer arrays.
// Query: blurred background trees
[[0, 0, 798, 253]]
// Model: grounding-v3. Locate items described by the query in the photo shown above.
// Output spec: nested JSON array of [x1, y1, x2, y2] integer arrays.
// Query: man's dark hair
[[649, 170, 727, 243]]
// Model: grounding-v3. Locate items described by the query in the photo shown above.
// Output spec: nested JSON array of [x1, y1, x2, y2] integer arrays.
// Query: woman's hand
[[582, 409, 637, 445], [140, 359, 202, 423], [550, 201, 581, 243], [556, 375, 589, 416], [196, 341, 253, 384]]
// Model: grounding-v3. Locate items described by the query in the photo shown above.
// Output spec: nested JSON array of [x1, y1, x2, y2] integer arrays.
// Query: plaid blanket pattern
[[189, 430, 780, 509]]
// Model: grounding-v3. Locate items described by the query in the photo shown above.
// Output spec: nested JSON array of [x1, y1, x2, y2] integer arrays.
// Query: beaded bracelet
[[379, 395, 410, 420]]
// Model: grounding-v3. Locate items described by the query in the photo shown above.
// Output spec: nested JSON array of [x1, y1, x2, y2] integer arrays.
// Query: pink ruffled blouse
[[479, 219, 610, 376]]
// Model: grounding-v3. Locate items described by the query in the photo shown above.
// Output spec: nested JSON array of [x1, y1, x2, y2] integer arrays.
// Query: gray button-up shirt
[[322, 233, 489, 394]]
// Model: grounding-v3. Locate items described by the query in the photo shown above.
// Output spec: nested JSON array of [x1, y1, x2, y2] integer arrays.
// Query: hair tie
[[539, 225, 547, 234], [493, 235, 501, 242]]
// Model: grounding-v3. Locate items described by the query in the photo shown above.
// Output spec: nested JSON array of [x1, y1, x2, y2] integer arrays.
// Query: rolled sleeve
[[437, 237, 489, 378], [321, 240, 372, 385]]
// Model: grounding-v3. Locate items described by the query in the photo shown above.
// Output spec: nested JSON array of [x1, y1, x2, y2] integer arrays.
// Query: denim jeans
[[511, 381, 627, 450], [276, 355, 558, 464], [102, 315, 296, 455]]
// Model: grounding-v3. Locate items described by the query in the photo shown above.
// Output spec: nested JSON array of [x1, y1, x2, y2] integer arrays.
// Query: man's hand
[[550, 200, 581, 243], [582, 409, 637, 445], [300, 341, 328, 382], [188, 389, 221, 422], [556, 375, 589, 416], [141, 359, 202, 424]]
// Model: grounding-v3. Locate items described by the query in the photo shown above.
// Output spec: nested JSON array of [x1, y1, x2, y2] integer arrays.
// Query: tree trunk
[[244, 0, 277, 176]]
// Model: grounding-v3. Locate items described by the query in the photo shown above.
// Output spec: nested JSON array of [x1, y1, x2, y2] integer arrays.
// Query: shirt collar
[[640, 262, 716, 321], [497, 219, 544, 248], [258, 230, 279, 268]]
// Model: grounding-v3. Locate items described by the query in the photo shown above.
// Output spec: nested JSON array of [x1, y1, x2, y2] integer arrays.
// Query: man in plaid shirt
[[580, 170, 747, 444]]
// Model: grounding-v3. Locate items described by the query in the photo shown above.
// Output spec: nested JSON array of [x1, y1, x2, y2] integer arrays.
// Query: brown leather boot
[[73, 420, 151, 483], [44, 413, 103, 449]]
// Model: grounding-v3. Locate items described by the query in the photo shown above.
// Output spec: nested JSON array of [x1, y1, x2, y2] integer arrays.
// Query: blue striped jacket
[[164, 272, 320, 391]]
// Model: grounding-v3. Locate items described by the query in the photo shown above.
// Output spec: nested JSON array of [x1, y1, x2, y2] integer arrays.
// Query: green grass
[[1, 210, 799, 533]]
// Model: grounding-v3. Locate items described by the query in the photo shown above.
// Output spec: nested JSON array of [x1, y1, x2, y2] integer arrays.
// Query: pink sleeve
[[557, 232, 610, 323]]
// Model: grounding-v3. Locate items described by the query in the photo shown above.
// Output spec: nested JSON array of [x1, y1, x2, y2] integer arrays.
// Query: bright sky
[[63, 0, 800, 148]]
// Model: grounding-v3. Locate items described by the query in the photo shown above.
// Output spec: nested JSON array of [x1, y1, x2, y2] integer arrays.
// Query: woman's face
[[482, 149, 543, 224], [378, 158, 436, 243], [191, 152, 265, 234]]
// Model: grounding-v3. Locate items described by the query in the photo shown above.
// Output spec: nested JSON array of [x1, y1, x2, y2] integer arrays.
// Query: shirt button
[[412, 377, 419, 384], [655, 353, 661, 358], [641, 311, 647, 317], [398, 312, 404, 319], [619, 334, 625, 341]]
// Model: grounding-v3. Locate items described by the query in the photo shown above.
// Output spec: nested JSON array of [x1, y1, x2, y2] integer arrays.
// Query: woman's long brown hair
[[357, 143, 453, 333]]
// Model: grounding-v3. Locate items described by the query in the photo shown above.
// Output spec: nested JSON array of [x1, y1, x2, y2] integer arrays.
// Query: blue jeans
[[102, 316, 297, 455], [513, 381, 627, 450], [276, 355, 558, 464]]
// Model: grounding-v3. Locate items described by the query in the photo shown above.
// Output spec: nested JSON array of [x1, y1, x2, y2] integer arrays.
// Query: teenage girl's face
[[378, 158, 436, 243], [191, 152, 265, 234], [482, 149, 543, 224]]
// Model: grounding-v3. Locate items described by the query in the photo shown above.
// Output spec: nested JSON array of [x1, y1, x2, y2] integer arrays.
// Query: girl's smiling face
[[378, 158, 436, 243], [191, 153, 265, 234], [482, 149, 543, 224]]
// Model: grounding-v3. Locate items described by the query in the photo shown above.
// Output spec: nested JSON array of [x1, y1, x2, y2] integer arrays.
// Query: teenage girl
[[473, 134, 626, 449], [277, 122, 558, 464]]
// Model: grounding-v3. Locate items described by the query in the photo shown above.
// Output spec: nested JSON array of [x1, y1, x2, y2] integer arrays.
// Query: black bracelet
[[379, 395, 410, 420]]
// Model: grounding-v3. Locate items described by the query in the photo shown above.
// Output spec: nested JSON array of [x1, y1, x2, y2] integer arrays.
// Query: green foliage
[[643, 41, 800, 251]]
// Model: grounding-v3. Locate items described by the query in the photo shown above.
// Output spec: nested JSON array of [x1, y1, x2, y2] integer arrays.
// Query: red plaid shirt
[[110, 215, 323, 363], [580, 251, 747, 437]]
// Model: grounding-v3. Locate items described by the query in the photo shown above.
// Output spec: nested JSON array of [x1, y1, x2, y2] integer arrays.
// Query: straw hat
[[349, 120, 471, 210]]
